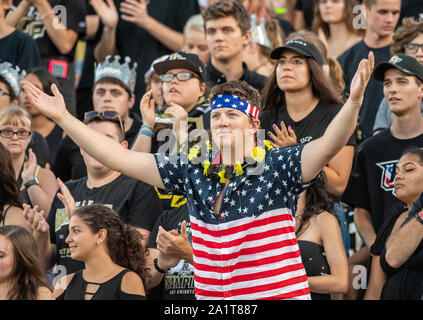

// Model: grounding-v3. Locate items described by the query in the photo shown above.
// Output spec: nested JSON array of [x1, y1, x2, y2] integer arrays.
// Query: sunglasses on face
[[84, 111, 125, 136], [0, 129, 32, 139], [404, 43, 423, 54], [159, 72, 199, 82]]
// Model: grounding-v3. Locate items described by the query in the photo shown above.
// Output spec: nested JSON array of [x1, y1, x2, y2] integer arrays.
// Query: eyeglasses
[[404, 43, 423, 54], [84, 111, 125, 136], [160, 72, 199, 82], [0, 129, 32, 139], [0, 89, 10, 97]]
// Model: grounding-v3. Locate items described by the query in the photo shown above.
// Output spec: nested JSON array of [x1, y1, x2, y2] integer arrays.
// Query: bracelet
[[154, 257, 169, 274], [139, 129, 153, 138], [141, 124, 153, 131], [415, 210, 423, 225]]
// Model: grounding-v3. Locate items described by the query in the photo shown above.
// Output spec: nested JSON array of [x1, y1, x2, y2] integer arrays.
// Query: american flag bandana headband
[[211, 94, 260, 120]]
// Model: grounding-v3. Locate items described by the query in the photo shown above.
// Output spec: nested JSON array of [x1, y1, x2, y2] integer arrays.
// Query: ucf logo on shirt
[[16, 7, 46, 39], [376, 160, 398, 195]]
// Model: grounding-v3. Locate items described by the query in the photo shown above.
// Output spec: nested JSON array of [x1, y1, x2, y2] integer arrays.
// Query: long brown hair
[[286, 30, 346, 96], [0, 225, 53, 300], [261, 54, 343, 111], [312, 0, 364, 39], [72, 204, 149, 280], [0, 143, 22, 217]]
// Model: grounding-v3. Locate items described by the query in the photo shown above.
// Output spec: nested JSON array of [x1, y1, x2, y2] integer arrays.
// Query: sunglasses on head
[[159, 72, 200, 82], [84, 111, 125, 136]]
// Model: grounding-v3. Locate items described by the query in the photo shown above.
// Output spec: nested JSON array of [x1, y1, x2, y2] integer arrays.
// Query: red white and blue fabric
[[211, 94, 260, 120], [154, 144, 313, 300]]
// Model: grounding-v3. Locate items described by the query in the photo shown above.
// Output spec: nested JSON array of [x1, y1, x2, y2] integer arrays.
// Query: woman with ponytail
[[53, 204, 147, 300]]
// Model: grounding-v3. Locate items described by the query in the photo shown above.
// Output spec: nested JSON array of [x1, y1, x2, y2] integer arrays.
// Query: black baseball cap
[[270, 39, 324, 66], [153, 52, 206, 81], [374, 54, 423, 83]]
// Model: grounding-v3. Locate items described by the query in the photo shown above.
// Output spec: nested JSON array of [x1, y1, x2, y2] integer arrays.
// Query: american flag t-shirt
[[154, 144, 312, 300]]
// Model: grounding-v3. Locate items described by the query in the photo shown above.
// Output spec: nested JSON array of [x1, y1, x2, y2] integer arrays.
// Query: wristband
[[415, 210, 423, 225], [141, 124, 153, 131], [154, 257, 169, 274], [139, 129, 153, 138]]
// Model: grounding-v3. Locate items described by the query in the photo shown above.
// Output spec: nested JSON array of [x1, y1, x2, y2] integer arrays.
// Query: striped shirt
[[154, 144, 312, 300]]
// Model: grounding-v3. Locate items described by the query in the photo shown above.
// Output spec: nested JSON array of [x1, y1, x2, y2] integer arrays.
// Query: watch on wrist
[[415, 210, 423, 225], [24, 177, 39, 189], [154, 257, 169, 274]]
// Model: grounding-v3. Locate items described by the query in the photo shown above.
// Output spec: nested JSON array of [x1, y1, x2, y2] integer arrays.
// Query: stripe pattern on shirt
[[190, 208, 311, 300]]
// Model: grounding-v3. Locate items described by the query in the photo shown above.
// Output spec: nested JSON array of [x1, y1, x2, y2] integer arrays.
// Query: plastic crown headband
[[0, 62, 26, 97], [250, 14, 272, 49], [94, 55, 138, 93]]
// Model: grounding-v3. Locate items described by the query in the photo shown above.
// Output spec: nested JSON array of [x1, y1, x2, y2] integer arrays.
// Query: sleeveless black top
[[298, 240, 331, 300], [57, 269, 146, 300]]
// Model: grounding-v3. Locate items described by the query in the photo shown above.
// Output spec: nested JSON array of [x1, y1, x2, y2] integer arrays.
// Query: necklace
[[185, 140, 274, 183]]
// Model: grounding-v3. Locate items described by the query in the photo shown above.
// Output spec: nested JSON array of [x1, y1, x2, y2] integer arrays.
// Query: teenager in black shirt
[[203, 0, 267, 91], [337, 0, 401, 140], [30, 116, 162, 276], [9, 0, 87, 116], [52, 55, 142, 181], [53, 204, 146, 300]]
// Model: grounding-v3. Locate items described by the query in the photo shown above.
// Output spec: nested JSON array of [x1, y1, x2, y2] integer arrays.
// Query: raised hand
[[140, 90, 156, 128], [21, 148, 38, 184], [268, 121, 297, 148], [21, 80, 68, 123], [349, 51, 375, 105], [90, 0, 119, 29], [164, 103, 188, 144], [120, 0, 150, 28], [56, 178, 77, 220]]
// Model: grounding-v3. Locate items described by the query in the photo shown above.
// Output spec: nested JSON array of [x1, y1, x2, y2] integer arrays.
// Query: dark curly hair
[[0, 143, 22, 218], [0, 225, 53, 300], [391, 17, 423, 55], [72, 204, 149, 280], [296, 174, 337, 237]]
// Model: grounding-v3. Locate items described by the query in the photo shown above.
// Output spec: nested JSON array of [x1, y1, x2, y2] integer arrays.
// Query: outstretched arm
[[301, 52, 374, 183], [21, 80, 165, 189]]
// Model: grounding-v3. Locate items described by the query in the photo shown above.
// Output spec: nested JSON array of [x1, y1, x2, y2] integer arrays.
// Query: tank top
[[0, 205, 12, 226], [56, 268, 145, 300], [298, 240, 331, 300]]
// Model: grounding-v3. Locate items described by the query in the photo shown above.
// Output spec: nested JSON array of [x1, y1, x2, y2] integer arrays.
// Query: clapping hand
[[56, 178, 77, 220], [23, 204, 49, 233], [268, 121, 297, 148], [90, 0, 119, 29], [120, 0, 150, 28], [21, 148, 38, 184]]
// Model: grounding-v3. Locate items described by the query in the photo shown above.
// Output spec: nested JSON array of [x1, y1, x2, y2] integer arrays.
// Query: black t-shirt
[[114, 0, 200, 109], [338, 41, 391, 140], [342, 129, 423, 233], [52, 113, 142, 181], [13, 0, 87, 61], [0, 30, 41, 71], [399, 0, 423, 26], [260, 101, 356, 146], [205, 61, 267, 93], [46, 174, 163, 275], [371, 195, 423, 300], [294, 0, 317, 30], [146, 205, 194, 300], [28, 130, 52, 167]]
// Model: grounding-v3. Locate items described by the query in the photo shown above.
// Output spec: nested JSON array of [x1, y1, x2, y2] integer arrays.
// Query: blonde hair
[[0, 106, 31, 129], [183, 14, 205, 35]]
